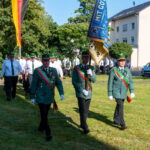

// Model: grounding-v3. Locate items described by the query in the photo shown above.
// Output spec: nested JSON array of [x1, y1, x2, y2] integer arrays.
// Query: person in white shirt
[[49, 54, 63, 78], [64, 58, 71, 77], [25, 53, 39, 93], [99, 60, 104, 74], [17, 55, 27, 83], [109, 59, 114, 69], [20, 54, 30, 96], [104, 57, 110, 74], [62, 57, 67, 77], [72, 56, 80, 68], [0, 52, 23, 101], [56, 58, 62, 67], [36, 56, 42, 67]]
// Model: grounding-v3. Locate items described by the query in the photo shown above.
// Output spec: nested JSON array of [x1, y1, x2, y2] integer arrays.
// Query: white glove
[[87, 69, 92, 76], [60, 95, 65, 100], [108, 96, 113, 100], [31, 99, 36, 104], [82, 89, 88, 96], [130, 93, 135, 98]]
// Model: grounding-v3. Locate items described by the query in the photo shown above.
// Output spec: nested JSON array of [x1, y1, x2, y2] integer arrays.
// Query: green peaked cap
[[82, 51, 89, 56], [30, 53, 36, 57], [42, 52, 50, 58], [7, 52, 15, 56], [49, 54, 56, 58], [117, 53, 126, 60]]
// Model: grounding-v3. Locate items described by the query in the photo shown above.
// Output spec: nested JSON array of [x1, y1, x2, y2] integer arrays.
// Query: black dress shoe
[[83, 129, 90, 134], [6, 98, 11, 101], [46, 135, 52, 141], [38, 128, 44, 132], [80, 125, 84, 129], [120, 125, 127, 130], [113, 121, 120, 125]]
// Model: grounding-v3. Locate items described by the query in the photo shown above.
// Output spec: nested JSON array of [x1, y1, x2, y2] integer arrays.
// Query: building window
[[116, 26, 119, 32], [131, 23, 135, 29], [122, 37, 127, 43], [131, 36, 134, 44], [122, 24, 127, 32], [116, 39, 119, 42]]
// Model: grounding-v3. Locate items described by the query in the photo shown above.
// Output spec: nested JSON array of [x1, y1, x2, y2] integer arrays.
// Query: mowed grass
[[0, 75, 150, 150]]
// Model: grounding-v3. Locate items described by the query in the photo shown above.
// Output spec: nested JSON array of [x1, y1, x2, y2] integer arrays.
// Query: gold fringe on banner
[[89, 41, 109, 65]]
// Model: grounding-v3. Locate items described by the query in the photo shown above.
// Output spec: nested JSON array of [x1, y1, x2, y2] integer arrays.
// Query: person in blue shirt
[[0, 52, 23, 101]]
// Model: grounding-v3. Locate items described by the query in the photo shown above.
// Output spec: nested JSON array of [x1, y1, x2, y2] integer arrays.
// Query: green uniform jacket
[[108, 67, 134, 99], [30, 66, 64, 104], [72, 64, 96, 99]]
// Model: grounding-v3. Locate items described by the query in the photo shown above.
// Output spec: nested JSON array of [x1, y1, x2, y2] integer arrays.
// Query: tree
[[55, 23, 90, 58], [54, 0, 95, 57], [109, 42, 133, 59], [21, 0, 57, 56], [68, 0, 95, 23], [0, 0, 57, 57]]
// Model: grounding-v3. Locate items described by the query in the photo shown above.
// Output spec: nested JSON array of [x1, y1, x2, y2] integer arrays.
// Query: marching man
[[0, 52, 23, 101], [72, 51, 96, 134], [108, 54, 135, 130], [30, 53, 64, 141]]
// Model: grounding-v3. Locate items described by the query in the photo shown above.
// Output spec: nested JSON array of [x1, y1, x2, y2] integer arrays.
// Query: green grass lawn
[[0, 75, 150, 150]]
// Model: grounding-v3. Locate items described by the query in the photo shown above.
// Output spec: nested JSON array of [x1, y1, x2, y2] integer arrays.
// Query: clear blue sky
[[42, 0, 149, 25]]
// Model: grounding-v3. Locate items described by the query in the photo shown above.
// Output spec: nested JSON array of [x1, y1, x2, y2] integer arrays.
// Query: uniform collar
[[119, 67, 124, 70]]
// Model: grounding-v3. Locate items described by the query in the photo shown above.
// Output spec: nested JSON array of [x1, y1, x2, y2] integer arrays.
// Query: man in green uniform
[[72, 51, 96, 134], [30, 53, 64, 141], [108, 54, 135, 130]]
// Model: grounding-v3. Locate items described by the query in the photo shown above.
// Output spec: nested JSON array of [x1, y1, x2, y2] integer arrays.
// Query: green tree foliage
[[109, 42, 133, 59], [22, 0, 58, 56], [0, 0, 57, 57], [68, 0, 95, 23], [55, 23, 90, 57], [55, 0, 95, 57], [0, 0, 16, 56]]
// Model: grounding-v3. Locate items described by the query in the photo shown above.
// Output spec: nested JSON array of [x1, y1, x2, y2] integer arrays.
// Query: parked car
[[141, 62, 150, 76]]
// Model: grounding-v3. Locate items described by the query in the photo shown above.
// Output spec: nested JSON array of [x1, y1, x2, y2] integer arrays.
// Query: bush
[[109, 42, 133, 59]]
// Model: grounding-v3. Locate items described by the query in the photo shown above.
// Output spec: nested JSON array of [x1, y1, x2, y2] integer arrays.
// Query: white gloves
[[87, 69, 92, 76], [82, 89, 88, 96], [60, 95, 65, 100], [108, 96, 113, 100], [31, 99, 36, 104], [130, 93, 135, 98]]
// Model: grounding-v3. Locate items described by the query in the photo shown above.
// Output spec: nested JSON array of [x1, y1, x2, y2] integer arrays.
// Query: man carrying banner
[[72, 51, 96, 134], [30, 53, 64, 141], [108, 54, 135, 130]]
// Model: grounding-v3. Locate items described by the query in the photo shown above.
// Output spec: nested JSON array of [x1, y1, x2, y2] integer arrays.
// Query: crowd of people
[[0, 51, 135, 141]]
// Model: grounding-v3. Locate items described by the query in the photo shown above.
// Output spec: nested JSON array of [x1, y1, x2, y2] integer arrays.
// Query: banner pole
[[19, 46, 22, 57]]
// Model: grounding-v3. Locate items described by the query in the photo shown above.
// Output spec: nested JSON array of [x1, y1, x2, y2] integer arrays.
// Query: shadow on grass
[[133, 76, 150, 79], [73, 107, 120, 129], [0, 85, 119, 150]]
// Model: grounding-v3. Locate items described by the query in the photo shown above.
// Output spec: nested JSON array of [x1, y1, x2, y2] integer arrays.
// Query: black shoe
[[80, 125, 84, 129], [6, 98, 11, 101], [46, 135, 52, 141], [113, 121, 120, 125], [12, 97, 16, 100], [38, 128, 44, 132], [120, 125, 127, 130], [83, 129, 90, 134]]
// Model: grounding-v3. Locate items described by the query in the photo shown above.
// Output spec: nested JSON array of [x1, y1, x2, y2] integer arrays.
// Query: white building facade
[[109, 2, 150, 68]]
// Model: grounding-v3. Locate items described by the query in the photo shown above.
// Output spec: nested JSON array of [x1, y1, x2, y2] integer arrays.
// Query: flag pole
[[19, 46, 22, 57]]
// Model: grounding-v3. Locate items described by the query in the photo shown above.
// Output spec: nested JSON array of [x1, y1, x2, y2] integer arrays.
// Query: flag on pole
[[11, 0, 28, 46], [87, 0, 109, 65]]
